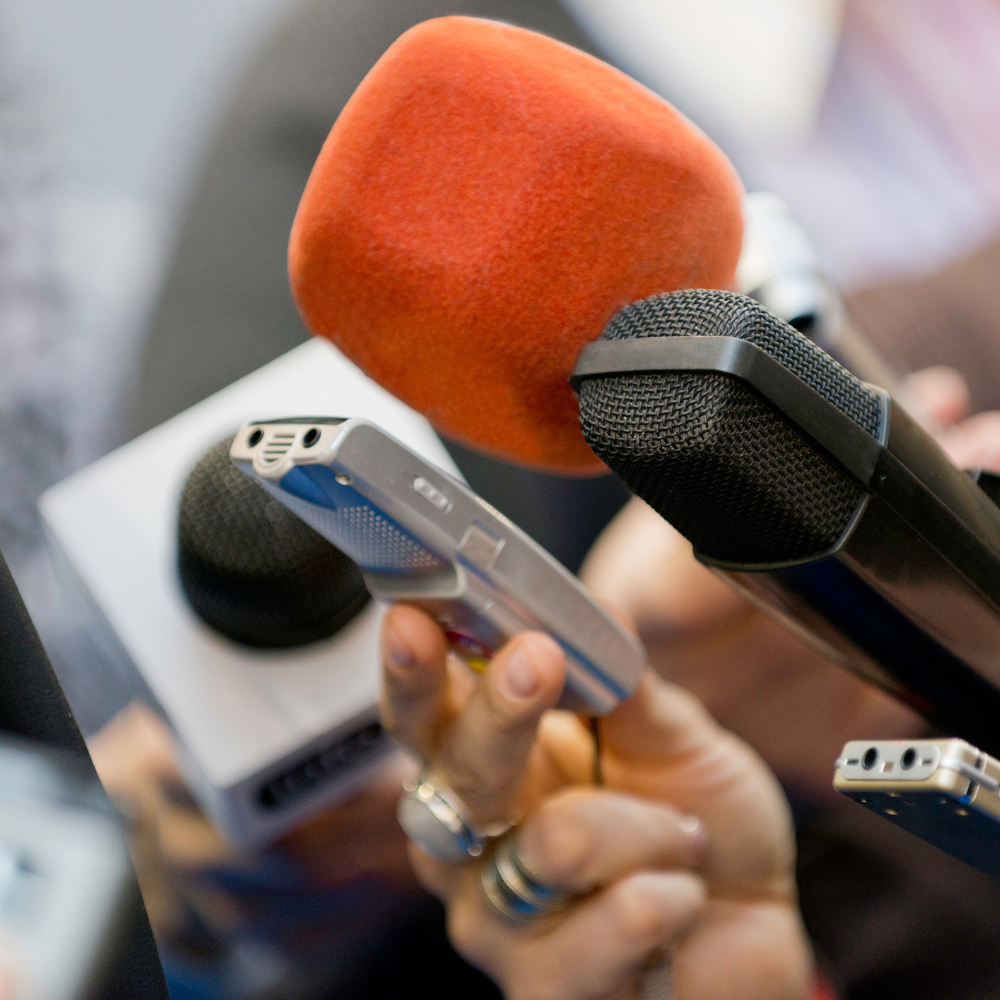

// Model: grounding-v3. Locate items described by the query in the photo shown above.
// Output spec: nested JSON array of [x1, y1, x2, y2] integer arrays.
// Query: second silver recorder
[[231, 418, 645, 715]]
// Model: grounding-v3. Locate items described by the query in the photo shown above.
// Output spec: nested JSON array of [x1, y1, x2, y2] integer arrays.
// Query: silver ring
[[398, 774, 511, 864], [481, 834, 569, 921]]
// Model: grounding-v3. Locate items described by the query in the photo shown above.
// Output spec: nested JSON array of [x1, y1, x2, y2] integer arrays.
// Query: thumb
[[599, 670, 718, 766], [598, 673, 798, 900]]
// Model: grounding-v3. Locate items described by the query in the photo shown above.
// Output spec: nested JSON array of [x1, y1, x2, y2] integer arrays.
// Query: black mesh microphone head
[[577, 289, 884, 565], [178, 437, 370, 648]]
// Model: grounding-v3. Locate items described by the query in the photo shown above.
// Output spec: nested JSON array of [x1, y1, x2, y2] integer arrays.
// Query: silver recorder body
[[231, 418, 645, 715]]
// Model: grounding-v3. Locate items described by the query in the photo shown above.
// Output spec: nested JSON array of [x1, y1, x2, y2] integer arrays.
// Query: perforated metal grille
[[268, 488, 446, 574], [578, 290, 873, 565], [177, 438, 370, 648], [601, 289, 883, 435]]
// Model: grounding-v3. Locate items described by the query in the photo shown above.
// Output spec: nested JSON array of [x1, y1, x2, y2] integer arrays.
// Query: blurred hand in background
[[88, 702, 425, 995]]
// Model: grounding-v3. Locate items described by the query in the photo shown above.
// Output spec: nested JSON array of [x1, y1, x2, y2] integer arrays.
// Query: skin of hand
[[380, 604, 813, 1000], [579, 366, 1000, 797], [87, 702, 422, 945]]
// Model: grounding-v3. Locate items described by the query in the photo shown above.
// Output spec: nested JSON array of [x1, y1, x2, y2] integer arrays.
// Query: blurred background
[[5, 1, 1000, 997], [0, 0, 299, 631]]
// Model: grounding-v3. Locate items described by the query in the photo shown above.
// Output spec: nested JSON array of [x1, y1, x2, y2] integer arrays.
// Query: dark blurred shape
[[0, 736, 132, 1000], [969, 469, 1000, 509], [0, 550, 168, 999], [798, 794, 1000, 1000], [178, 437, 369, 647]]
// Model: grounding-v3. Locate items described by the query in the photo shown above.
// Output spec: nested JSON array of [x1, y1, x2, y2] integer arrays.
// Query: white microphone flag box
[[40, 339, 460, 850]]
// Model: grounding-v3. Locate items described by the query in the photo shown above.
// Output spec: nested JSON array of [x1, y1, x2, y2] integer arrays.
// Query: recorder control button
[[412, 476, 452, 512], [458, 526, 505, 572]]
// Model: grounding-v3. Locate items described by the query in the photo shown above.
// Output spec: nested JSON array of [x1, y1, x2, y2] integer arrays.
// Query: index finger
[[432, 630, 567, 826], [380, 606, 569, 828], [380, 604, 455, 759]]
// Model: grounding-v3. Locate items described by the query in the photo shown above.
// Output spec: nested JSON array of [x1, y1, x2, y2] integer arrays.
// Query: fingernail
[[501, 644, 543, 700], [678, 814, 707, 851], [383, 625, 414, 670]]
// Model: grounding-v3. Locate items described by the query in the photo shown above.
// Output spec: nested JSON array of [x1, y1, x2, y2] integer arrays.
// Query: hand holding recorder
[[379, 605, 813, 1000], [229, 414, 813, 996]]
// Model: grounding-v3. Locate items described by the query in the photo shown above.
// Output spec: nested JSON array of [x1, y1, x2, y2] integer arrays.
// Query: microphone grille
[[178, 438, 370, 648], [601, 289, 883, 434], [579, 290, 875, 565]]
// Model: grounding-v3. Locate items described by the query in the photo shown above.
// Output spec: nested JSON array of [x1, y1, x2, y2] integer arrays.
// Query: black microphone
[[572, 288, 1000, 754], [178, 437, 370, 649]]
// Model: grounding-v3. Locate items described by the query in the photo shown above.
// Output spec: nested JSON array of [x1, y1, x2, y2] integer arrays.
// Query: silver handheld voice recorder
[[834, 738, 1000, 880], [231, 418, 645, 714]]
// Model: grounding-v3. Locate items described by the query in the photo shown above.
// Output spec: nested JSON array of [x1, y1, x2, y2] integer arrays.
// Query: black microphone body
[[178, 436, 370, 649], [573, 290, 1000, 754]]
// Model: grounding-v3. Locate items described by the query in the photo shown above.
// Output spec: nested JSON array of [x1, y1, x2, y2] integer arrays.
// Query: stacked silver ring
[[397, 773, 569, 921], [481, 835, 569, 921], [397, 774, 511, 864], [399, 775, 674, 996]]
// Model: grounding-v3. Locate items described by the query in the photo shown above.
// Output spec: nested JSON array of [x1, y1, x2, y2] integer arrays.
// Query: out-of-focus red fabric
[[812, 974, 840, 1000]]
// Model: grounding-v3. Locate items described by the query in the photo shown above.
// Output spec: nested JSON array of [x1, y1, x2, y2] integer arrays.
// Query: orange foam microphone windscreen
[[289, 16, 743, 474]]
